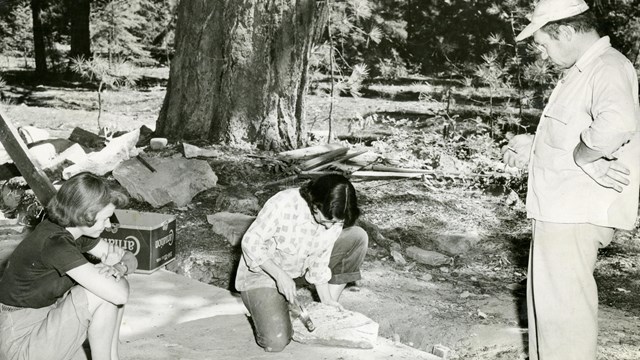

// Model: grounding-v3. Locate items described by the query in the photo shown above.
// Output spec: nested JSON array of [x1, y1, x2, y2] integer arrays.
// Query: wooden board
[[277, 143, 346, 161], [0, 110, 56, 205]]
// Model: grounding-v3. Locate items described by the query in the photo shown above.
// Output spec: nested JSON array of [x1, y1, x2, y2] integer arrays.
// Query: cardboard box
[[100, 209, 176, 273]]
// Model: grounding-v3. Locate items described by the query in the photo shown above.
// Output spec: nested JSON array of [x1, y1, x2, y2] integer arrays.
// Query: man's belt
[[0, 303, 24, 313]]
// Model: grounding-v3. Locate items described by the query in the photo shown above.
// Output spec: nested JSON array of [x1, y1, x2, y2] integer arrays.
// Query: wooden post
[[0, 110, 56, 205]]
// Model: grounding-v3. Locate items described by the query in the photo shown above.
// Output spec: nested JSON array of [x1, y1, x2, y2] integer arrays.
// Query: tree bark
[[156, 0, 328, 151], [31, 0, 47, 75], [68, 0, 92, 60]]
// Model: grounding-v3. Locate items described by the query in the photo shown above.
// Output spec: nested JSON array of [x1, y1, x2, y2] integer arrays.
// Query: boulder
[[206, 212, 256, 246], [292, 302, 379, 349], [113, 157, 218, 208], [432, 231, 480, 255], [215, 190, 261, 214]]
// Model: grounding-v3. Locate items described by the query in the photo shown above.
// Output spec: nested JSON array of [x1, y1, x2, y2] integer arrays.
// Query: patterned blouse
[[234, 188, 343, 292]]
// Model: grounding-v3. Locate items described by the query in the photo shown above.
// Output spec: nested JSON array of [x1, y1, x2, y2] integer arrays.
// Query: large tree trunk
[[68, 0, 92, 60], [156, 0, 328, 151], [31, 0, 47, 75]]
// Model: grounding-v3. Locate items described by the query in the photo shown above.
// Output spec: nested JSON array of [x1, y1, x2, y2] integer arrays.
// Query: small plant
[[70, 56, 140, 132], [347, 113, 376, 135], [474, 50, 512, 139], [0, 75, 7, 104]]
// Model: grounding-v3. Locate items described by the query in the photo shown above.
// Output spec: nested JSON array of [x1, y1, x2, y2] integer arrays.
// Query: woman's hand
[[322, 299, 344, 311], [258, 259, 297, 302], [95, 262, 127, 281], [315, 283, 344, 310], [274, 271, 297, 303], [101, 243, 124, 266]]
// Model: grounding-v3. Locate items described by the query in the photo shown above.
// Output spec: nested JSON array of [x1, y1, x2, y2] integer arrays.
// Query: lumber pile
[[270, 143, 514, 186]]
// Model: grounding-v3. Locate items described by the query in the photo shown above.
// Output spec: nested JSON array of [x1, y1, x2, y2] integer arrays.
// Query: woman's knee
[[258, 333, 291, 352], [339, 226, 369, 250], [81, 288, 117, 314]]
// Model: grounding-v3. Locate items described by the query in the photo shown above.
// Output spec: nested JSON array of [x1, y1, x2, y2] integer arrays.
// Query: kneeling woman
[[0, 172, 138, 360], [235, 174, 368, 352]]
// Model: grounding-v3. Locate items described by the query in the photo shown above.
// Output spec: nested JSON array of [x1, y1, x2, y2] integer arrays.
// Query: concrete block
[[149, 138, 168, 150]]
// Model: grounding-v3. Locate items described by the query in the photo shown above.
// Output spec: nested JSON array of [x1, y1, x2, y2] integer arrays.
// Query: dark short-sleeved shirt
[[0, 220, 99, 308]]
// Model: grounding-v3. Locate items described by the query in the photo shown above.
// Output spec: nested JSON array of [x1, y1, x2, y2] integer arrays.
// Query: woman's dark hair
[[47, 172, 128, 227], [541, 10, 598, 40], [299, 174, 360, 227]]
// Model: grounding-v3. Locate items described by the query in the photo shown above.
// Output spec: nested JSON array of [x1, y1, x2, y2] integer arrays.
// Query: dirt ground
[[1, 65, 640, 359]]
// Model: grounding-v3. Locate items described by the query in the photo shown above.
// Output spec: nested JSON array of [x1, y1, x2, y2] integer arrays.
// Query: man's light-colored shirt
[[527, 36, 640, 230], [235, 188, 343, 292]]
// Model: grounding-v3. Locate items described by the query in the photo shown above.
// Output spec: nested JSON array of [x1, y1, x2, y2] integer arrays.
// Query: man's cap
[[515, 0, 589, 41]]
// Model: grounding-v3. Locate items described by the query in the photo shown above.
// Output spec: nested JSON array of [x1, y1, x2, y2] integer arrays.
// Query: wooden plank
[[0, 110, 56, 205], [298, 147, 349, 171], [362, 165, 436, 173], [350, 170, 513, 180], [306, 150, 369, 172], [350, 170, 425, 179], [277, 143, 346, 161]]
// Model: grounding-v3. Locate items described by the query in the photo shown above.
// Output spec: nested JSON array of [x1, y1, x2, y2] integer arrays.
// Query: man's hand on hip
[[577, 158, 630, 192], [573, 140, 631, 192]]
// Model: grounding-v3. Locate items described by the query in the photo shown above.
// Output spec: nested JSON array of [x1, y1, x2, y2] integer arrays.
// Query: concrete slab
[[121, 314, 439, 360], [121, 269, 440, 359], [120, 269, 247, 339], [1, 248, 439, 359]]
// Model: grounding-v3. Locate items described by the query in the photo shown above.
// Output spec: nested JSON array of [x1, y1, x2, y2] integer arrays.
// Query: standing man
[[503, 0, 640, 359]]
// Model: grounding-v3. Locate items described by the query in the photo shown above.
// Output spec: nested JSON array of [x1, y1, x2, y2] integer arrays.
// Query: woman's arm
[[259, 259, 296, 303], [67, 263, 130, 305], [118, 250, 138, 275], [88, 240, 123, 265], [315, 283, 344, 310], [88, 239, 138, 276]]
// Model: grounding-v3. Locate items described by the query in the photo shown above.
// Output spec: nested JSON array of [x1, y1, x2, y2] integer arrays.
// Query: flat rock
[[206, 212, 256, 246], [433, 231, 480, 255], [113, 157, 218, 208], [215, 190, 261, 214], [405, 246, 451, 267], [292, 302, 379, 349]]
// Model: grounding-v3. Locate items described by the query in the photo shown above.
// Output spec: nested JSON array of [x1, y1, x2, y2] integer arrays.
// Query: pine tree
[[0, 3, 33, 67], [91, 0, 151, 66]]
